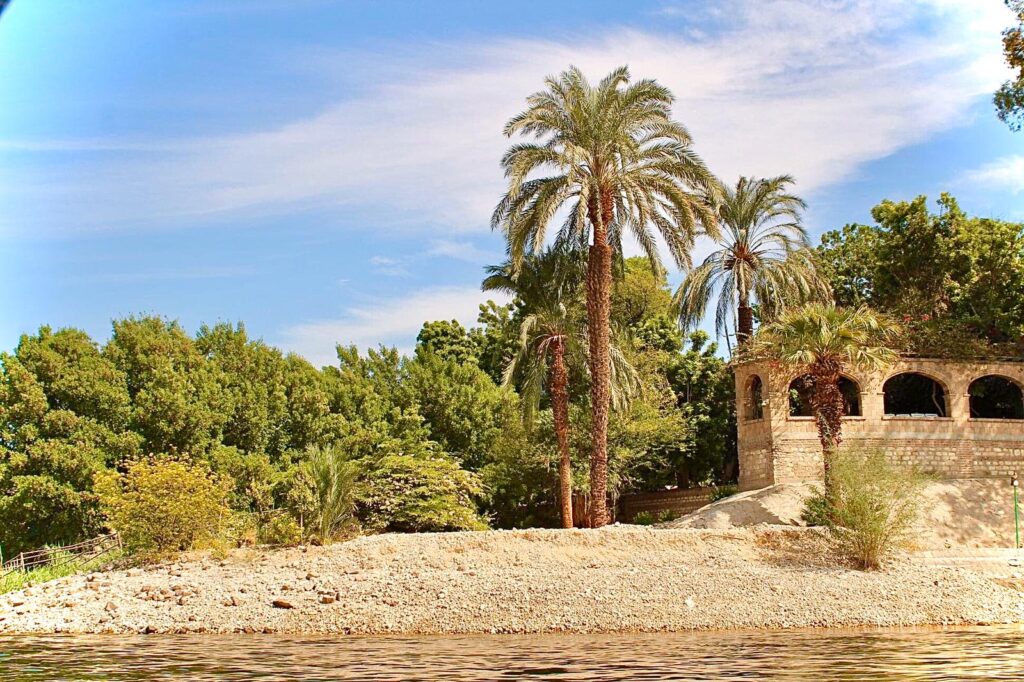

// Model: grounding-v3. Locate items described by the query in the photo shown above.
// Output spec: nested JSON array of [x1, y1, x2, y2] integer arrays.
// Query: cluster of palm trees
[[489, 66, 900, 525]]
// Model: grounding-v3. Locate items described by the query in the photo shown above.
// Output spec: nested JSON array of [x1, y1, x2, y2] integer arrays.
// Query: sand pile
[[662, 479, 1022, 551]]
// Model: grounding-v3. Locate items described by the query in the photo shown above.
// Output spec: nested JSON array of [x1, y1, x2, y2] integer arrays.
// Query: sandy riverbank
[[1, 526, 1022, 635]]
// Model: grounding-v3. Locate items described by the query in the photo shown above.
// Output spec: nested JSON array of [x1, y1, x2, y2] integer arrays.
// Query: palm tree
[[493, 66, 719, 526], [751, 303, 900, 486], [675, 175, 830, 348], [483, 248, 637, 528], [289, 444, 360, 542]]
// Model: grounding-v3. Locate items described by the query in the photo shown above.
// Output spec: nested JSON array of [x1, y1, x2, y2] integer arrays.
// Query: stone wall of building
[[735, 358, 1024, 491]]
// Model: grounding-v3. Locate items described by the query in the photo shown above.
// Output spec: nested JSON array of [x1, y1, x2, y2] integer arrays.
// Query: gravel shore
[[1, 526, 1021, 635]]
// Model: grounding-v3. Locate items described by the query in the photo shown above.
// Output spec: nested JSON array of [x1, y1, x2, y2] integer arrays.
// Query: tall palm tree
[[751, 303, 900, 486], [675, 175, 830, 347], [493, 66, 719, 526], [483, 248, 637, 528]]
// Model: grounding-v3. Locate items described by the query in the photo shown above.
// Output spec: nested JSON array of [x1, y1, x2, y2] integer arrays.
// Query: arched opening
[[969, 376, 1024, 419], [883, 372, 947, 417], [788, 375, 862, 417], [746, 375, 764, 420]]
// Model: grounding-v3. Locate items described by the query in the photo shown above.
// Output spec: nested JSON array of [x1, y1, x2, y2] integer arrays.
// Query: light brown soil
[[665, 479, 1022, 551], [1, 526, 1021, 635]]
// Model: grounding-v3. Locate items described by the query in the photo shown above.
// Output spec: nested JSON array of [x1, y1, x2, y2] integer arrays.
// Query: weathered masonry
[[735, 357, 1024, 491]]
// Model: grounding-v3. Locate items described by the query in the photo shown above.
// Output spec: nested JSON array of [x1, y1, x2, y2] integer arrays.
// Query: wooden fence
[[1, 533, 121, 580], [617, 487, 716, 523]]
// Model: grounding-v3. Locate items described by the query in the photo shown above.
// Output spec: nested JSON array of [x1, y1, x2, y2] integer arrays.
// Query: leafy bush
[[655, 509, 679, 523], [96, 458, 232, 556], [256, 512, 303, 546], [711, 484, 738, 502], [286, 444, 360, 543], [359, 454, 486, 532], [802, 448, 928, 569], [632, 511, 655, 526]]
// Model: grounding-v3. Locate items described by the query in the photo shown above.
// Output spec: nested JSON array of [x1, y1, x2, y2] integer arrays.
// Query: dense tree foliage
[[817, 194, 1024, 352], [996, 1, 1024, 131], [1, 257, 742, 552]]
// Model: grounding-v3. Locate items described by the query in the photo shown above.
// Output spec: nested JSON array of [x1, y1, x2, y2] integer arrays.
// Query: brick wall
[[618, 488, 716, 522], [735, 358, 1024, 488]]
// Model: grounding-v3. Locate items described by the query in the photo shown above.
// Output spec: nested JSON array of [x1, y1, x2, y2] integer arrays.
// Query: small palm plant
[[751, 303, 900, 486], [484, 247, 637, 528], [289, 444, 360, 543], [676, 175, 830, 348], [494, 66, 718, 525]]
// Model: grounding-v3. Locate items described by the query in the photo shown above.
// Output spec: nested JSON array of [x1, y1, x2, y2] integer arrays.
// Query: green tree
[[493, 66, 718, 526], [405, 352, 527, 472], [472, 301, 520, 385], [817, 194, 1024, 346], [359, 454, 486, 532], [996, 1, 1024, 131], [751, 304, 900, 486], [0, 328, 141, 555], [484, 248, 587, 528], [668, 332, 737, 485], [675, 175, 829, 347], [195, 322, 290, 459], [104, 317, 229, 457], [415, 320, 479, 365]]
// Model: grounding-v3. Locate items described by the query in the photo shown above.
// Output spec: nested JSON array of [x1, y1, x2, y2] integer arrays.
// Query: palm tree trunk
[[550, 338, 573, 529], [585, 190, 614, 527], [736, 287, 754, 345], [737, 305, 754, 345], [807, 362, 844, 491]]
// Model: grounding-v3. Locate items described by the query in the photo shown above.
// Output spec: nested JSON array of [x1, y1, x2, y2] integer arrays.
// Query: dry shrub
[[803, 447, 927, 569]]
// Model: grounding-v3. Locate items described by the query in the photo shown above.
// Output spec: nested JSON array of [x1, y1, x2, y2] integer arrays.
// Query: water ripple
[[1, 626, 1023, 680]]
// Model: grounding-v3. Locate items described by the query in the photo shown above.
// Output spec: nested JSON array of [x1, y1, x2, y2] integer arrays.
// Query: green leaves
[[996, 1, 1024, 131], [358, 454, 486, 533], [817, 194, 1024, 349]]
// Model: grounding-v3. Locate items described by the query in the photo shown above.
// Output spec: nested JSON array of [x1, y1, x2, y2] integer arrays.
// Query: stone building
[[734, 357, 1024, 491]]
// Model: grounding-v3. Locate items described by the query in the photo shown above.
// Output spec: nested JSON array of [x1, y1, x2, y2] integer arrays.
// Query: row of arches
[[745, 373, 1024, 421]]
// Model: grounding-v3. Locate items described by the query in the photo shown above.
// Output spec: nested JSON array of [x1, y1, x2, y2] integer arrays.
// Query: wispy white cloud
[[426, 239, 495, 263], [71, 265, 254, 284], [277, 286, 509, 365], [961, 155, 1024, 193], [0, 0, 1011, 239]]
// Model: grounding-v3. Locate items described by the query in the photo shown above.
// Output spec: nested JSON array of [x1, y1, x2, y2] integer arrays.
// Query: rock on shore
[[1, 526, 1021, 635]]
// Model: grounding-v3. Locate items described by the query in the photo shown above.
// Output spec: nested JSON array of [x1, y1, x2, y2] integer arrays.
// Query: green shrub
[[96, 458, 231, 556], [286, 444, 360, 543], [632, 511, 655, 526], [0, 548, 119, 595], [802, 448, 928, 569], [359, 454, 486, 532], [256, 512, 303, 546], [710, 484, 738, 502]]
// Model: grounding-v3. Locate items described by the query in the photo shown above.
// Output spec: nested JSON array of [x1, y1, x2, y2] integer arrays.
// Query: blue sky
[[1, 0, 1022, 365]]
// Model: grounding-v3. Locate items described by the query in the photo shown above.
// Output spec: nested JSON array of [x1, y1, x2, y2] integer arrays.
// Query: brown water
[[2, 627, 1023, 680]]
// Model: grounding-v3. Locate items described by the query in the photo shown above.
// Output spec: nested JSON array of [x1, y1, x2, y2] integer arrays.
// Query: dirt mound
[[662, 479, 1022, 551], [661, 484, 814, 530]]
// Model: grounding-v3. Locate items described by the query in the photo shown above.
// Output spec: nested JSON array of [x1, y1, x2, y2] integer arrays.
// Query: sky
[[1, 0, 1022, 366]]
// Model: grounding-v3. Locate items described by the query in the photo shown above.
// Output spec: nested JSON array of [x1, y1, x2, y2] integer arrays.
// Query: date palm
[[752, 303, 900, 487], [675, 175, 830, 347], [493, 66, 718, 526], [483, 248, 637, 528]]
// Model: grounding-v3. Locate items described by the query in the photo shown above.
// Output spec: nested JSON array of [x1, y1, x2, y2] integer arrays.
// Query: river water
[[2, 626, 1023, 680]]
